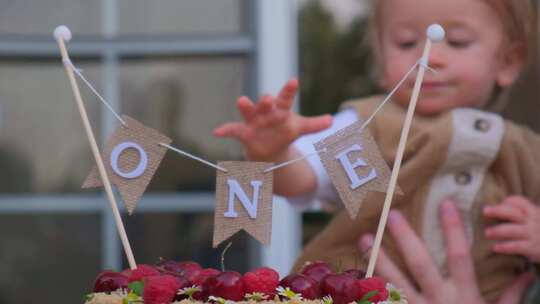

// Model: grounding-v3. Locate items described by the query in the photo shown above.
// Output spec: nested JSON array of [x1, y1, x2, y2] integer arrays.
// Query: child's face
[[378, 0, 522, 115]]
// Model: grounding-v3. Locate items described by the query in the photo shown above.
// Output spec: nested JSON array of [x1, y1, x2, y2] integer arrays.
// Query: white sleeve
[[287, 108, 359, 209]]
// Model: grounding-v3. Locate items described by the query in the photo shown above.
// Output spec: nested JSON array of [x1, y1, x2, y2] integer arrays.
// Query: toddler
[[214, 0, 539, 301]]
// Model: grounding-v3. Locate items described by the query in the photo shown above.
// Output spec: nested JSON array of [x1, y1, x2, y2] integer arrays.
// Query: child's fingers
[[253, 109, 289, 129], [213, 122, 253, 142], [297, 114, 333, 135], [237, 96, 256, 122], [276, 79, 299, 109], [357, 234, 418, 301], [493, 240, 531, 257], [485, 223, 527, 240], [483, 204, 525, 223], [255, 95, 275, 115], [503, 196, 534, 214]]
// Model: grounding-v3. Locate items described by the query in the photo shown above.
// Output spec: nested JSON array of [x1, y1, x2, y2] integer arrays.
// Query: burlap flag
[[315, 120, 400, 218], [213, 161, 273, 248], [82, 115, 172, 214]]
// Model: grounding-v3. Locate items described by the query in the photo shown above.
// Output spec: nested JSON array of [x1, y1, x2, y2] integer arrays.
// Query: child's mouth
[[421, 81, 447, 90]]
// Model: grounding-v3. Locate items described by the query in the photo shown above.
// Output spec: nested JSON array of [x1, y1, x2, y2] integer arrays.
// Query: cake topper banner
[[213, 161, 274, 247], [315, 120, 400, 219], [83, 115, 172, 214], [55, 23, 441, 259]]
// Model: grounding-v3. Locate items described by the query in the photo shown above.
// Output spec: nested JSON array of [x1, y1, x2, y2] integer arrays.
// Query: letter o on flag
[[110, 141, 148, 179]]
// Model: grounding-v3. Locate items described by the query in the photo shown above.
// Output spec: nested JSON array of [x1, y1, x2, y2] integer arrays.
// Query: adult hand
[[358, 200, 533, 304]]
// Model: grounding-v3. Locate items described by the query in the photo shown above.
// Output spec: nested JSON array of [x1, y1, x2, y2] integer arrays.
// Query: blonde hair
[[487, 0, 534, 57]]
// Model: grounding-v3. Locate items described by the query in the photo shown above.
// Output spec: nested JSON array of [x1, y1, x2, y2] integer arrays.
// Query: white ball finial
[[54, 25, 72, 42], [427, 24, 445, 42]]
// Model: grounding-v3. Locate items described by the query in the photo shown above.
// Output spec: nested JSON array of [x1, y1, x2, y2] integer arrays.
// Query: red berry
[[357, 277, 388, 302], [243, 267, 280, 296], [205, 271, 245, 301], [121, 268, 133, 277], [155, 260, 179, 274], [321, 274, 363, 304], [128, 264, 161, 283], [93, 271, 128, 293], [179, 262, 203, 282], [175, 275, 191, 289], [143, 275, 181, 304], [343, 269, 365, 279], [172, 276, 192, 301], [193, 268, 221, 286], [191, 268, 221, 301], [300, 261, 334, 284], [279, 274, 319, 300], [157, 260, 202, 283]]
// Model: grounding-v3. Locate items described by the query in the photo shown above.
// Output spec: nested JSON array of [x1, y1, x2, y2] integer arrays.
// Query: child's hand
[[213, 79, 332, 161], [483, 196, 540, 263]]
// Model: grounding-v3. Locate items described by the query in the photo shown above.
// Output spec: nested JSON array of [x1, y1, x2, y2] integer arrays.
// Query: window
[[0, 1, 302, 303]]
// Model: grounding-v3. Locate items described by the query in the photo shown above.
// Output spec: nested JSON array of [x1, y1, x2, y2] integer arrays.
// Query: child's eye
[[448, 39, 471, 48], [397, 41, 417, 49]]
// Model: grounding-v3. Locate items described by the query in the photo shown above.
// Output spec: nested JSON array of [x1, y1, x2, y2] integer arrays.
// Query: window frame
[[0, 0, 301, 276]]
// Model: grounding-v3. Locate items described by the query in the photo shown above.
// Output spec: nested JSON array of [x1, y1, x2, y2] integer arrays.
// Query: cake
[[84, 260, 406, 304]]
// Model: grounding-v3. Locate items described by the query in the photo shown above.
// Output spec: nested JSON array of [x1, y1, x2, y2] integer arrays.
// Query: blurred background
[[0, 0, 538, 303]]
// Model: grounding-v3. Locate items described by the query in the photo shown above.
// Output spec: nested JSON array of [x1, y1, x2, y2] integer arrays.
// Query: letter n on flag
[[314, 120, 400, 219], [213, 161, 273, 247]]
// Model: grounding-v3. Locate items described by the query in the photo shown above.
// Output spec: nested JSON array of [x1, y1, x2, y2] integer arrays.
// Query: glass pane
[[0, 214, 101, 304], [118, 0, 244, 35], [122, 213, 252, 273], [119, 57, 245, 191], [0, 0, 101, 35], [0, 60, 102, 193]]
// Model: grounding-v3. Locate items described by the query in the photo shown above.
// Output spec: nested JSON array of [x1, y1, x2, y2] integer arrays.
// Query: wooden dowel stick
[[54, 27, 137, 270], [366, 25, 443, 277]]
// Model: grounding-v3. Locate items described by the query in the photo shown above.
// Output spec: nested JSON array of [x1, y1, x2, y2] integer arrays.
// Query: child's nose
[[427, 44, 446, 69]]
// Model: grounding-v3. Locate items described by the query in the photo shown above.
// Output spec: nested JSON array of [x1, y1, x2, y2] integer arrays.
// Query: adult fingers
[[483, 204, 525, 223], [297, 115, 333, 135], [213, 122, 252, 142], [496, 272, 534, 304], [387, 210, 444, 297], [237, 96, 256, 122], [485, 223, 527, 240], [276, 79, 299, 109], [440, 200, 478, 286], [358, 234, 419, 302]]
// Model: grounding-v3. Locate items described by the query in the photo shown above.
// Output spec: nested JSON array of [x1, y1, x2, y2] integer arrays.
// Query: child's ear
[[496, 43, 526, 88]]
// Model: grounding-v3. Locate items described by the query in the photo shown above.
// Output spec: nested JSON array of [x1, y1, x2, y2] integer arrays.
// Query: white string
[[63, 59, 127, 126], [264, 58, 426, 174], [419, 57, 437, 74], [63, 58, 228, 173], [159, 143, 228, 173], [357, 60, 420, 132], [263, 149, 326, 173], [65, 56, 431, 175]]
